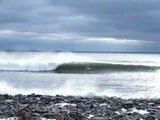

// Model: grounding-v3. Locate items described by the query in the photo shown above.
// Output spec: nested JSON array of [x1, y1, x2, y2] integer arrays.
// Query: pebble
[[92, 117, 106, 120], [0, 94, 160, 119]]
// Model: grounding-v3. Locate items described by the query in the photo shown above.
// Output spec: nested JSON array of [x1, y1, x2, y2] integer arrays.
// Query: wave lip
[[54, 62, 159, 74]]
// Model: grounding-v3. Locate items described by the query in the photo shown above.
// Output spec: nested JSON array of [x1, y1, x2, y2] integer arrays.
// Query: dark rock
[[122, 100, 134, 109], [19, 109, 30, 120], [1, 94, 160, 119]]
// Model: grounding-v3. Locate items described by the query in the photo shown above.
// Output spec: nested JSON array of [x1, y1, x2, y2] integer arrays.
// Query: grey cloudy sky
[[0, 0, 160, 52]]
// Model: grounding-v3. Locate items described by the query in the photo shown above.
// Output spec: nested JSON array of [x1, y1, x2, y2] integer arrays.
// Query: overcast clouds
[[0, 0, 160, 52]]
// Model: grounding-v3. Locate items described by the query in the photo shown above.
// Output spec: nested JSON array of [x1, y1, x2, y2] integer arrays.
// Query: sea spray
[[0, 51, 96, 71]]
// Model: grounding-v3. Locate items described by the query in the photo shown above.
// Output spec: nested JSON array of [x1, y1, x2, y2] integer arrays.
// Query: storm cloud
[[0, 0, 160, 52]]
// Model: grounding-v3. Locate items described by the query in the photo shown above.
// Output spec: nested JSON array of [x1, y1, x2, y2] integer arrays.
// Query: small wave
[[54, 62, 159, 73]]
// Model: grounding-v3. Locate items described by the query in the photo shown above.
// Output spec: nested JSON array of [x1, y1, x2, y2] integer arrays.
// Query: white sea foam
[[0, 76, 159, 98], [0, 51, 96, 71], [0, 78, 118, 97]]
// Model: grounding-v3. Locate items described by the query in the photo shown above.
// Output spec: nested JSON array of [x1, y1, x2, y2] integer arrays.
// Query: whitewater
[[0, 51, 160, 98]]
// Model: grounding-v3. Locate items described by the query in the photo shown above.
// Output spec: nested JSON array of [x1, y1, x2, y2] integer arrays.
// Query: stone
[[19, 109, 30, 120], [92, 117, 106, 120]]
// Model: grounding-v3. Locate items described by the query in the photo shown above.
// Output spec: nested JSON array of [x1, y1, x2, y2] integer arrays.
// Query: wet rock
[[19, 109, 30, 120], [1, 94, 160, 119], [35, 105, 48, 113], [14, 94, 24, 100], [122, 100, 134, 109], [92, 117, 106, 120]]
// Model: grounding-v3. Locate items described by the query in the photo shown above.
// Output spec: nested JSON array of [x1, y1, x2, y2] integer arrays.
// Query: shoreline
[[0, 94, 160, 120]]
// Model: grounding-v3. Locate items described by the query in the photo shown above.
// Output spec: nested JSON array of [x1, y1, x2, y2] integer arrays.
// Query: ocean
[[0, 51, 160, 98]]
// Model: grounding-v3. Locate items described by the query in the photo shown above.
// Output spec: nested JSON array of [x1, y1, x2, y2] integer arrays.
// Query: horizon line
[[0, 49, 160, 54]]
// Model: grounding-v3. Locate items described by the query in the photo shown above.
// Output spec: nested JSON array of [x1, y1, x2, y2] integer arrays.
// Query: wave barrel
[[54, 63, 158, 74]]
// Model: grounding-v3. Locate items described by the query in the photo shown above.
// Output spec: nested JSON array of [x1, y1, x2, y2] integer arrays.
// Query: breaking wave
[[54, 62, 159, 73], [0, 51, 95, 72], [0, 51, 159, 73], [0, 62, 158, 73]]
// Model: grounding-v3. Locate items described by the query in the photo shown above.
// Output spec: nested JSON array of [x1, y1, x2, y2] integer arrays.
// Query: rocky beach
[[0, 94, 160, 120]]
